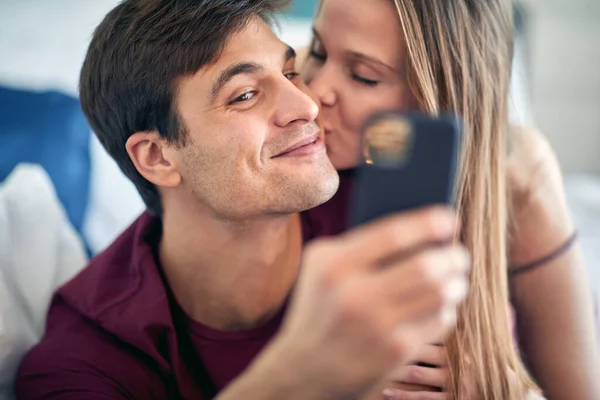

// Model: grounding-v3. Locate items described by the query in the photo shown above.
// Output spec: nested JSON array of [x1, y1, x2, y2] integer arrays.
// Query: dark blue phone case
[[349, 112, 462, 227]]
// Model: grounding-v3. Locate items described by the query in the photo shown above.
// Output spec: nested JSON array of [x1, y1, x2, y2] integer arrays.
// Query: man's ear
[[126, 131, 182, 188]]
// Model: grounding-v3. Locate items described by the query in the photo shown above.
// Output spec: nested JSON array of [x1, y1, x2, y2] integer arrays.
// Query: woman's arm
[[508, 126, 600, 399]]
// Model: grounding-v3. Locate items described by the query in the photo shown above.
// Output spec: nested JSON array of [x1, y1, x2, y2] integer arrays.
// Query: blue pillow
[[0, 87, 91, 236]]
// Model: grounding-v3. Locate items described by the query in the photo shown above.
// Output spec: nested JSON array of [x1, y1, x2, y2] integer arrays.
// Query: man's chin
[[301, 165, 340, 210], [282, 168, 340, 213], [315, 168, 340, 204], [266, 160, 339, 213]]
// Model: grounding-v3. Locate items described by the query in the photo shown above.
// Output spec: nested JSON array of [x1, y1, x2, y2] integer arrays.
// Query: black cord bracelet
[[509, 231, 579, 277]]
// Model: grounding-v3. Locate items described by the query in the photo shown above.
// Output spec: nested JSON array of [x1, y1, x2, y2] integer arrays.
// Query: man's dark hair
[[80, 0, 290, 215]]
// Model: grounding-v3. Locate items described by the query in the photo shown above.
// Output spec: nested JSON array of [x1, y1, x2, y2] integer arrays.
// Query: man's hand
[[237, 207, 470, 400]]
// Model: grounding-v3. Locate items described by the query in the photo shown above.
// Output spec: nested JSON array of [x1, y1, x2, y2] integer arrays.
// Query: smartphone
[[349, 111, 462, 228]]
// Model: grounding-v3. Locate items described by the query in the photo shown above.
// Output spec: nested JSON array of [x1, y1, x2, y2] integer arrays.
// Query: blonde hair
[[393, 1, 538, 398], [315, 0, 539, 398]]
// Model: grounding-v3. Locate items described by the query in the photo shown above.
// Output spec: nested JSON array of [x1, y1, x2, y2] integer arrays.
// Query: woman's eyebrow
[[312, 26, 396, 72], [346, 51, 396, 72]]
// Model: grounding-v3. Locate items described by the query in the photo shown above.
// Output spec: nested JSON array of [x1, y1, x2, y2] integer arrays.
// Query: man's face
[[173, 17, 339, 220]]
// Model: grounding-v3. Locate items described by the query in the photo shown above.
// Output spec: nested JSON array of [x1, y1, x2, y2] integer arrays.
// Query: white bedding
[[0, 165, 87, 399]]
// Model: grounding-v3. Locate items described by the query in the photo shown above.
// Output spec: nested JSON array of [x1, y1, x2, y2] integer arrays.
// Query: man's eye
[[230, 91, 257, 104], [284, 71, 300, 80]]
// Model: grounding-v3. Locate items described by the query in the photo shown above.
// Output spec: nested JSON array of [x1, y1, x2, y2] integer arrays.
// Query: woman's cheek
[[326, 129, 363, 170]]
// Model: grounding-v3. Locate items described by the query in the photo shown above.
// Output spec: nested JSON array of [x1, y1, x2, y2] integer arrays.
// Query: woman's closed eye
[[309, 49, 327, 62], [352, 73, 380, 87]]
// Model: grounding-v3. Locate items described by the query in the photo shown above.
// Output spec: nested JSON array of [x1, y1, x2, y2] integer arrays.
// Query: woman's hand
[[368, 343, 542, 400], [380, 344, 449, 400]]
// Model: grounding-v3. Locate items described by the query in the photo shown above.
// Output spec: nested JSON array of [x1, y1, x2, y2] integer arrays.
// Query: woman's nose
[[307, 64, 337, 107]]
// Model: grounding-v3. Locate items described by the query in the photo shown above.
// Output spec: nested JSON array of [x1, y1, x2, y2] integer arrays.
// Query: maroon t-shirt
[[16, 173, 355, 399]]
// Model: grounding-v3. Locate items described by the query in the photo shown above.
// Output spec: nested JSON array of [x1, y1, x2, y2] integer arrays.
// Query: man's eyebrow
[[211, 62, 263, 102], [210, 46, 296, 104], [284, 46, 296, 64], [311, 27, 321, 42]]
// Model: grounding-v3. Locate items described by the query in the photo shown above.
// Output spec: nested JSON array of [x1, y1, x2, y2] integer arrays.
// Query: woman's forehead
[[315, 0, 406, 66]]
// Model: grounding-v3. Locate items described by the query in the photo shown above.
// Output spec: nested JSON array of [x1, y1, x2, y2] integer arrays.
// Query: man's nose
[[273, 79, 320, 128]]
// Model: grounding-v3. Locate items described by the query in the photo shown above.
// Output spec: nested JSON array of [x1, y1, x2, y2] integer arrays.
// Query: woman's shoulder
[[507, 126, 575, 270], [508, 125, 563, 203]]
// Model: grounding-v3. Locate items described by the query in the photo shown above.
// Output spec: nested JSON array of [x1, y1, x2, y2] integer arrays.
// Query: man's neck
[[159, 201, 302, 332]]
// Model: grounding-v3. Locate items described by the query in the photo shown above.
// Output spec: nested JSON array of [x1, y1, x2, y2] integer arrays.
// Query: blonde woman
[[299, 0, 600, 399]]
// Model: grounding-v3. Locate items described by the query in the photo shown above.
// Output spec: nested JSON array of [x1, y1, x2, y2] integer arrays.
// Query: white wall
[[0, 0, 121, 96], [520, 0, 600, 173]]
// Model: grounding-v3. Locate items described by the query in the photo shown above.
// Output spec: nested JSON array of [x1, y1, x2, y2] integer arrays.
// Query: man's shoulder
[[16, 295, 171, 399], [58, 212, 161, 319], [16, 210, 179, 398], [36, 212, 177, 377]]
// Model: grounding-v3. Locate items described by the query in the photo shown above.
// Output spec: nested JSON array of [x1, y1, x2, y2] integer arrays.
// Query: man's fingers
[[390, 304, 459, 361], [375, 245, 470, 305], [381, 271, 467, 336], [338, 207, 457, 271]]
